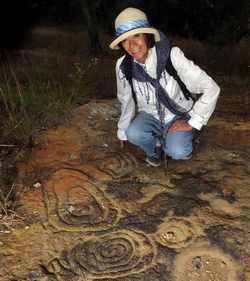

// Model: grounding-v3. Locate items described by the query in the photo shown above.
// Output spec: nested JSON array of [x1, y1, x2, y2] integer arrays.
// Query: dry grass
[[0, 183, 16, 215], [0, 212, 25, 233]]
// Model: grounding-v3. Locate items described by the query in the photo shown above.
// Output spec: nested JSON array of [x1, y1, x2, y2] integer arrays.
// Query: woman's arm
[[116, 57, 136, 140], [171, 47, 220, 130]]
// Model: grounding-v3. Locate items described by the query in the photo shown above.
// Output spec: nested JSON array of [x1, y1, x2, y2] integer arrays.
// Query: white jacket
[[116, 46, 220, 141]]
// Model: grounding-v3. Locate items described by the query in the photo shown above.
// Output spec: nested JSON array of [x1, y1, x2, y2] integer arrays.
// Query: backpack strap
[[165, 52, 195, 101], [120, 54, 138, 105], [120, 49, 197, 105]]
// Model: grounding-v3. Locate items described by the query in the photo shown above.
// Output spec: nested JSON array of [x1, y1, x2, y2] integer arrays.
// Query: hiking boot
[[146, 156, 161, 167]]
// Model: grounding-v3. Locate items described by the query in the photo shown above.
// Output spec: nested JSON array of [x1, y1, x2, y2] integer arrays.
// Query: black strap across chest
[[121, 49, 196, 106]]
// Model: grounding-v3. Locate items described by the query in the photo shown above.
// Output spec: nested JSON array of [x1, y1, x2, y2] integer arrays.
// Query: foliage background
[[1, 0, 249, 51]]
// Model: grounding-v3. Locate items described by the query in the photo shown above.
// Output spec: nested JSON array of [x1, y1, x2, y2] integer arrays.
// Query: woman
[[109, 7, 220, 167]]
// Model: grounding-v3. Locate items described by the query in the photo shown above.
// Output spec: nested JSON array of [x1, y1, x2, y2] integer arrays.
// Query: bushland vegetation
[[0, 0, 249, 218]]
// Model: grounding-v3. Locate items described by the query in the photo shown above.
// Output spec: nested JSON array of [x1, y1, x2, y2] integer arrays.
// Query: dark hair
[[145, 34, 155, 48], [118, 33, 156, 53]]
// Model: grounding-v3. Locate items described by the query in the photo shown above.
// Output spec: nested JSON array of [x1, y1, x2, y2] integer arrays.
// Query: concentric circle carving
[[93, 151, 137, 179], [154, 218, 198, 249], [57, 185, 107, 226], [44, 169, 121, 231], [67, 229, 157, 279]]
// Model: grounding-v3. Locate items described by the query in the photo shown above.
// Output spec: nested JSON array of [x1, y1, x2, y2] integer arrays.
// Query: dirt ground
[[0, 88, 249, 281]]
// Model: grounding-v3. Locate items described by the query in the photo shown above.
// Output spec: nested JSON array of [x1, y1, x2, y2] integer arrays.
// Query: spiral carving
[[66, 229, 157, 279], [44, 169, 120, 232], [57, 185, 106, 226]]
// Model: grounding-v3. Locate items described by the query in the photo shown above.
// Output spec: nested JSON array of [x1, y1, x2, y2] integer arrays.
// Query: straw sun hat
[[109, 7, 160, 50]]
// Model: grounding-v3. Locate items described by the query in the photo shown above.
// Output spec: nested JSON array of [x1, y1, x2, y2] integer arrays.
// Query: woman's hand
[[120, 140, 127, 149], [168, 119, 193, 133]]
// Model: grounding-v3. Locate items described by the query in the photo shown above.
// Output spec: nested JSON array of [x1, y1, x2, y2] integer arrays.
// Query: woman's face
[[121, 34, 149, 64]]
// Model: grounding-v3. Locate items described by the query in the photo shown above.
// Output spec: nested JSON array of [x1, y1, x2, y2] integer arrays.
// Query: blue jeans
[[126, 111, 193, 160]]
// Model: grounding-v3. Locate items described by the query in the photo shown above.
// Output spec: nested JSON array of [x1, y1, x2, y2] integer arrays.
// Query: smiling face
[[121, 33, 149, 64]]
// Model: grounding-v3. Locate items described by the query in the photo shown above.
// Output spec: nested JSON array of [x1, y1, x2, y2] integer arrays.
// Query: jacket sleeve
[[171, 47, 220, 130], [116, 57, 136, 140]]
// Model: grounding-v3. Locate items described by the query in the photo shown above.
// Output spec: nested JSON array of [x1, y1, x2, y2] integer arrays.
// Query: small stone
[[69, 153, 77, 160], [193, 256, 202, 270], [161, 231, 176, 243], [68, 205, 75, 212], [33, 182, 41, 188]]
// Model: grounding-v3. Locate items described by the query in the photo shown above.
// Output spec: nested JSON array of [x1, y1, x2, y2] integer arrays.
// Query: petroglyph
[[44, 168, 121, 232], [81, 147, 138, 179], [154, 217, 203, 249], [2, 99, 249, 281], [46, 229, 157, 280]]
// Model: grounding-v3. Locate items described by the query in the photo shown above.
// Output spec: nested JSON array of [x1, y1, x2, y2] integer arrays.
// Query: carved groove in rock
[[154, 218, 200, 249], [47, 229, 157, 280], [91, 151, 137, 179], [44, 169, 121, 232]]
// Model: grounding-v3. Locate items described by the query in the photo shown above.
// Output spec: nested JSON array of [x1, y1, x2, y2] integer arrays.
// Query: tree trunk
[[79, 0, 102, 55]]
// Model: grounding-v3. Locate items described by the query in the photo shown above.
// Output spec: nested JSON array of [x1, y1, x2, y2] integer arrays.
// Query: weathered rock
[[1, 97, 250, 281]]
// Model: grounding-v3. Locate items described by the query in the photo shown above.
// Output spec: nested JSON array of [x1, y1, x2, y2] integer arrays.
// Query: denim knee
[[126, 126, 142, 145], [164, 130, 193, 160], [165, 144, 192, 160]]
